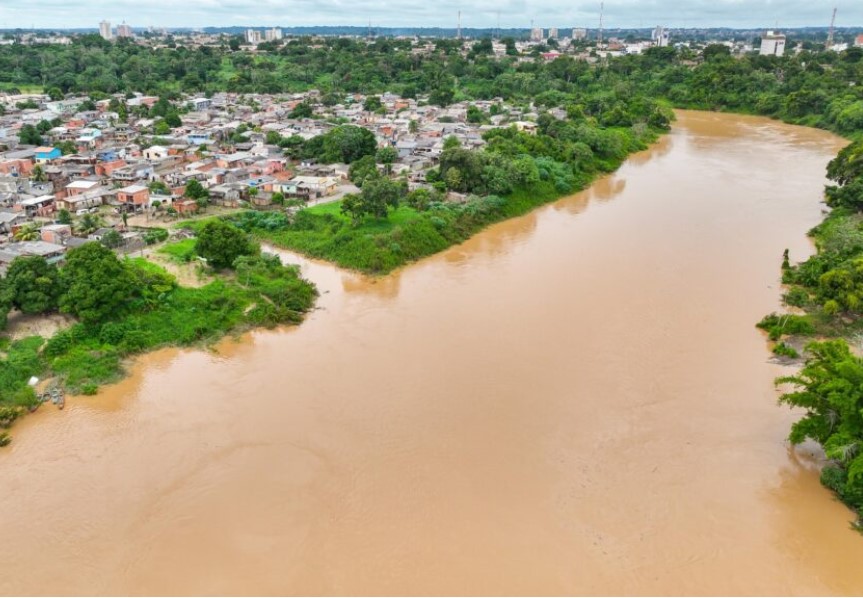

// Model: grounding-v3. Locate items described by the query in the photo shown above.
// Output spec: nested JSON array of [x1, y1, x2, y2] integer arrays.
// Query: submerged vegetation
[[762, 138, 863, 525], [0, 227, 316, 444]]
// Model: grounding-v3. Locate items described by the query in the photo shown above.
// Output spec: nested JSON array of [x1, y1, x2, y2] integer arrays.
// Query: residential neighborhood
[[0, 86, 542, 272]]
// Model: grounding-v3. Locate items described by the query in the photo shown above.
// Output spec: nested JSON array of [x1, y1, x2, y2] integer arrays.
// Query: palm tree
[[31, 165, 47, 182], [13, 222, 41, 241], [75, 213, 105, 236]]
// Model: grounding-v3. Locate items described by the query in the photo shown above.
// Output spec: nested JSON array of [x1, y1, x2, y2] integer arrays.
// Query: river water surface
[[2, 111, 863, 595]]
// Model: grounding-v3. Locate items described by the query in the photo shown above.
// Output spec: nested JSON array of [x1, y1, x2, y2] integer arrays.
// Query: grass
[[158, 238, 198, 263], [242, 179, 568, 274]]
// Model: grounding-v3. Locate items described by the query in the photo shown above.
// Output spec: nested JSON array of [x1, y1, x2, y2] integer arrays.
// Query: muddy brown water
[[2, 111, 862, 596]]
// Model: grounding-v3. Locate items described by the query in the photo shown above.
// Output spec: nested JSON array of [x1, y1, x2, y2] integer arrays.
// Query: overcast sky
[[4, 0, 862, 30]]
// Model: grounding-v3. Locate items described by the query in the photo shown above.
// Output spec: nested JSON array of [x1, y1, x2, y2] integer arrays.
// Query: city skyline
[[5, 0, 863, 30]]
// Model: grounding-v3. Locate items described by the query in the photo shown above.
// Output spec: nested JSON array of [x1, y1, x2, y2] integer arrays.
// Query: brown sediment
[[1, 111, 861, 596]]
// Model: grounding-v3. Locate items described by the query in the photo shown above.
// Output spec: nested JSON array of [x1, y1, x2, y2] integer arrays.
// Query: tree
[[18, 124, 42, 145], [31, 164, 47, 182], [265, 130, 283, 145], [164, 112, 182, 128], [341, 177, 404, 223], [75, 213, 105, 236], [348, 155, 379, 188], [289, 101, 314, 119], [184, 179, 209, 200], [154, 120, 171, 135], [703, 44, 731, 62], [195, 220, 258, 270], [59, 242, 138, 324], [363, 95, 383, 112], [57, 209, 72, 225], [827, 140, 863, 187], [376, 145, 398, 174], [319, 125, 377, 164], [409, 119, 419, 134], [776, 340, 863, 513], [4, 256, 62, 314], [58, 140, 77, 155], [100, 230, 123, 249], [47, 87, 64, 101], [271, 192, 285, 205], [13, 223, 41, 242], [443, 135, 462, 150]]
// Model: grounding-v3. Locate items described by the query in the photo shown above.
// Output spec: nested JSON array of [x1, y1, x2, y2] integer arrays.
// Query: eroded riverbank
[[2, 111, 862, 595]]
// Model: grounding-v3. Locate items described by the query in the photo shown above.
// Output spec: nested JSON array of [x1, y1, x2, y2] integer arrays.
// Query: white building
[[245, 29, 263, 44], [572, 28, 587, 41], [116, 22, 133, 38], [265, 27, 283, 41], [530, 28, 543, 42], [99, 20, 112, 41], [548, 27, 559, 40], [759, 31, 786, 56], [652, 26, 669, 47]]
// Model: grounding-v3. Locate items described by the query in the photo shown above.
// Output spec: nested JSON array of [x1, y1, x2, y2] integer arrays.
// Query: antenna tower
[[826, 7, 837, 49], [598, 1, 604, 48], [457, 11, 462, 40]]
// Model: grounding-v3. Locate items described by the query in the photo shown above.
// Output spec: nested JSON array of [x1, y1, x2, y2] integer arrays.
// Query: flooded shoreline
[[2, 111, 862, 595]]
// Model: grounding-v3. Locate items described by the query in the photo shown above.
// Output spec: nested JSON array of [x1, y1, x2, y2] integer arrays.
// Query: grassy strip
[[237, 180, 574, 274]]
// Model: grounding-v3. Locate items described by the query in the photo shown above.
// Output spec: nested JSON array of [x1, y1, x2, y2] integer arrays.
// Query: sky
[[3, 0, 862, 30]]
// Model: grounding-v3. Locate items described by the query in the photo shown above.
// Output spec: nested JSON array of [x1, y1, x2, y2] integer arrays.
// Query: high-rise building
[[99, 20, 113, 41], [572, 28, 587, 41], [548, 27, 559, 40], [116, 22, 133, 38], [264, 27, 283, 41], [759, 30, 786, 56], [245, 29, 263, 44], [530, 27, 543, 42], [652, 26, 669, 47]]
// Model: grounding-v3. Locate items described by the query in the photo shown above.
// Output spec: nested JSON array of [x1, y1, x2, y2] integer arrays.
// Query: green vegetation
[[776, 342, 863, 522], [158, 238, 198, 263], [239, 110, 663, 274], [763, 138, 863, 525], [0, 232, 317, 445]]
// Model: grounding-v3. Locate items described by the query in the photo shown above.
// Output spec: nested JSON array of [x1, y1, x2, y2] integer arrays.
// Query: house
[[40, 223, 72, 245], [65, 179, 101, 196], [0, 240, 66, 268], [111, 163, 155, 183], [174, 199, 199, 215], [0, 210, 26, 233], [18, 194, 55, 217], [143, 145, 169, 160], [116, 184, 150, 207], [33, 146, 62, 163]]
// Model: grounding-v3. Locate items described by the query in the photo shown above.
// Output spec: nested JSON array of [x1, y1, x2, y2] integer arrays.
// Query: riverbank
[[0, 236, 317, 446], [229, 124, 670, 275], [756, 136, 863, 525]]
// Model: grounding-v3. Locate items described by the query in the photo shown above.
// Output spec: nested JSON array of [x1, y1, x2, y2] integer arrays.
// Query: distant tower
[[99, 20, 113, 41], [457, 11, 462, 40], [598, 1, 604, 48], [826, 7, 837, 49]]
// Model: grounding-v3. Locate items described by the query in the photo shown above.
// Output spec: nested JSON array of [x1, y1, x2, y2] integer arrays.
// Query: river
[[2, 111, 862, 595]]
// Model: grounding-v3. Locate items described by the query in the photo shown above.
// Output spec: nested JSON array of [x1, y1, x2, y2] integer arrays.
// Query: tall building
[[854, 34, 863, 48], [548, 27, 559, 40], [652, 26, 669, 47], [572, 28, 587, 41], [99, 20, 112, 41], [264, 27, 283, 42], [116, 22, 133, 38], [245, 29, 263, 44], [759, 31, 786, 56], [530, 27, 543, 42]]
